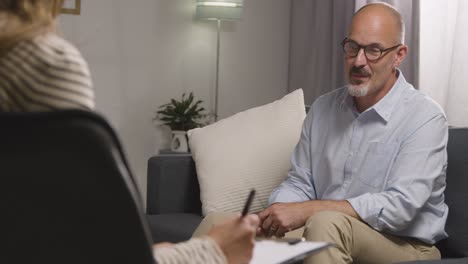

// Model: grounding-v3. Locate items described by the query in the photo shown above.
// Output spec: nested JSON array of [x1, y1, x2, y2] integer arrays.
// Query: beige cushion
[[187, 89, 306, 216]]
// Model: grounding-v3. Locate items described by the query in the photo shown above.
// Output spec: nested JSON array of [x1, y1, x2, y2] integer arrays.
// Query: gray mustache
[[351, 67, 370, 76]]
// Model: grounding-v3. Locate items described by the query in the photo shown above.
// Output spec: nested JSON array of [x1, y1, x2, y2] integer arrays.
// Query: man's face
[[344, 10, 404, 97]]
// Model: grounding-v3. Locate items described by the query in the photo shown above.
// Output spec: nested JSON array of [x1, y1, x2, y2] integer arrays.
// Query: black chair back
[[1, 111, 155, 264]]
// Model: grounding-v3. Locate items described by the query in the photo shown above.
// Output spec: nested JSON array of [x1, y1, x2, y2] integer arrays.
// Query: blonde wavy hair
[[0, 0, 64, 54]]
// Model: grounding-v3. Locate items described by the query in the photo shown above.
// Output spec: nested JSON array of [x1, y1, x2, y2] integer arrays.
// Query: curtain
[[419, 0, 468, 127], [355, 0, 420, 88], [287, 0, 355, 105]]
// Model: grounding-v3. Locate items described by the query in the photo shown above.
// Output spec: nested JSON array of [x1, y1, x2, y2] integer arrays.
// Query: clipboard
[[250, 239, 332, 264]]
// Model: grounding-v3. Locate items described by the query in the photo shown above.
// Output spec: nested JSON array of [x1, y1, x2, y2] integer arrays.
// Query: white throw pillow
[[187, 89, 306, 215]]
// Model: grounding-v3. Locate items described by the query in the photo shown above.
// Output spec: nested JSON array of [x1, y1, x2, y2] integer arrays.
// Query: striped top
[[0, 32, 227, 264], [0, 33, 94, 112]]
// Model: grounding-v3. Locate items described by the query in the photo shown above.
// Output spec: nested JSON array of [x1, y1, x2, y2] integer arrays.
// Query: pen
[[287, 238, 305, 245], [241, 189, 256, 217]]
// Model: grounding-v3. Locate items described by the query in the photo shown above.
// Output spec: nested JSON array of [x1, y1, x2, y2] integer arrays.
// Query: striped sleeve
[[0, 33, 94, 112], [153, 237, 227, 264]]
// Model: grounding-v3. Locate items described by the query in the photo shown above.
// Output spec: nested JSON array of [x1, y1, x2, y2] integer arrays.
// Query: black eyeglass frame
[[341, 37, 402, 62]]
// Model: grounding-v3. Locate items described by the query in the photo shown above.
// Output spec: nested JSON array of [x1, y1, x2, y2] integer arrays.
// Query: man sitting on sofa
[[257, 2, 448, 264]]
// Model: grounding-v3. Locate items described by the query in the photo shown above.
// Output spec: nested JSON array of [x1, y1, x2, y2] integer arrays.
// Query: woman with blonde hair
[[0, 0, 94, 111], [1, 1, 260, 263]]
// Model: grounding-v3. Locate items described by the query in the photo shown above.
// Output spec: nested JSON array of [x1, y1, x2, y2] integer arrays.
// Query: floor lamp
[[196, 0, 244, 121]]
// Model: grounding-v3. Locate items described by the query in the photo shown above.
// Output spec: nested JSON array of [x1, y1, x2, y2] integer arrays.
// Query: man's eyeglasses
[[341, 37, 401, 62]]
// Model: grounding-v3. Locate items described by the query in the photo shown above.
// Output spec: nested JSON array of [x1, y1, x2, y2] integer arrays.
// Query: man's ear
[[393, 45, 408, 68]]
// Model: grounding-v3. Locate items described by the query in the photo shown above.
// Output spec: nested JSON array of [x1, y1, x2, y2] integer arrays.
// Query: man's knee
[[303, 212, 358, 264], [304, 211, 354, 241]]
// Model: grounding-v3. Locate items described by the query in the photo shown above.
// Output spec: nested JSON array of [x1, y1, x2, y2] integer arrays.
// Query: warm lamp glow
[[196, 0, 243, 21], [197, 2, 241, 8]]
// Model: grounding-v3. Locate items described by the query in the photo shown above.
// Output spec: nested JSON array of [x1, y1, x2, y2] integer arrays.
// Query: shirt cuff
[[347, 193, 383, 230]]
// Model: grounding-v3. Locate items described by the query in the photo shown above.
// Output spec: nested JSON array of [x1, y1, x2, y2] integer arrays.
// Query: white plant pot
[[170, 130, 188, 153]]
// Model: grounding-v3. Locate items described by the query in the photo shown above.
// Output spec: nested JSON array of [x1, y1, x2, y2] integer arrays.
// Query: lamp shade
[[196, 0, 244, 21]]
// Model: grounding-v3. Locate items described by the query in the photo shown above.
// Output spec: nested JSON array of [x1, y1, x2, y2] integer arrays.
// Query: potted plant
[[155, 92, 206, 152]]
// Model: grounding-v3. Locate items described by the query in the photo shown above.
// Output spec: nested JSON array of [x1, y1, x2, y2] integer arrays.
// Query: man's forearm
[[302, 200, 362, 221], [258, 199, 363, 237]]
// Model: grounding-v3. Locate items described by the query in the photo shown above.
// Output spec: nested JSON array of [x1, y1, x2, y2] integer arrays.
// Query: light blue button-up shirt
[[268, 72, 448, 244]]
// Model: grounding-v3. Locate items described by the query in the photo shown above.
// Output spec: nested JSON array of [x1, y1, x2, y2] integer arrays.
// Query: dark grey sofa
[[146, 153, 203, 243], [146, 128, 468, 263]]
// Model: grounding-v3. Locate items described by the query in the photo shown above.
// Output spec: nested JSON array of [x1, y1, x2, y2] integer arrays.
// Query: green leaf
[[154, 92, 208, 131]]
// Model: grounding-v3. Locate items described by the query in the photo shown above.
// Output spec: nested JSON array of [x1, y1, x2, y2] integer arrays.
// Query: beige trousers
[[193, 211, 440, 264]]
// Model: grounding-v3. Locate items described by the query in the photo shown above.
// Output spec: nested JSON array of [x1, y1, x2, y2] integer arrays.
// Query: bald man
[[258, 3, 448, 263]]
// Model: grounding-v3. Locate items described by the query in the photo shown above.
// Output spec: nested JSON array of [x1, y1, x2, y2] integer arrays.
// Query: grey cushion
[[147, 214, 203, 243]]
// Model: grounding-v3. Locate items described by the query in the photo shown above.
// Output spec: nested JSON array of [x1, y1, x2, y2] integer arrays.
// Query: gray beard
[[347, 83, 370, 97]]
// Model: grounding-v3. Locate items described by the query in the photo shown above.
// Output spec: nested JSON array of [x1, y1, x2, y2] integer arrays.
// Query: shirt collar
[[340, 69, 407, 122], [340, 91, 359, 116], [371, 70, 406, 122]]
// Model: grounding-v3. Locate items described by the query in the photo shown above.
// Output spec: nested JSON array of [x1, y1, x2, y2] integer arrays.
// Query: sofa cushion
[[188, 89, 306, 215], [437, 128, 468, 258]]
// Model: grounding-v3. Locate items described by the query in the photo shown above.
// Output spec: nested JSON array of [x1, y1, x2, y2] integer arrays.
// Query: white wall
[[59, 0, 291, 203]]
